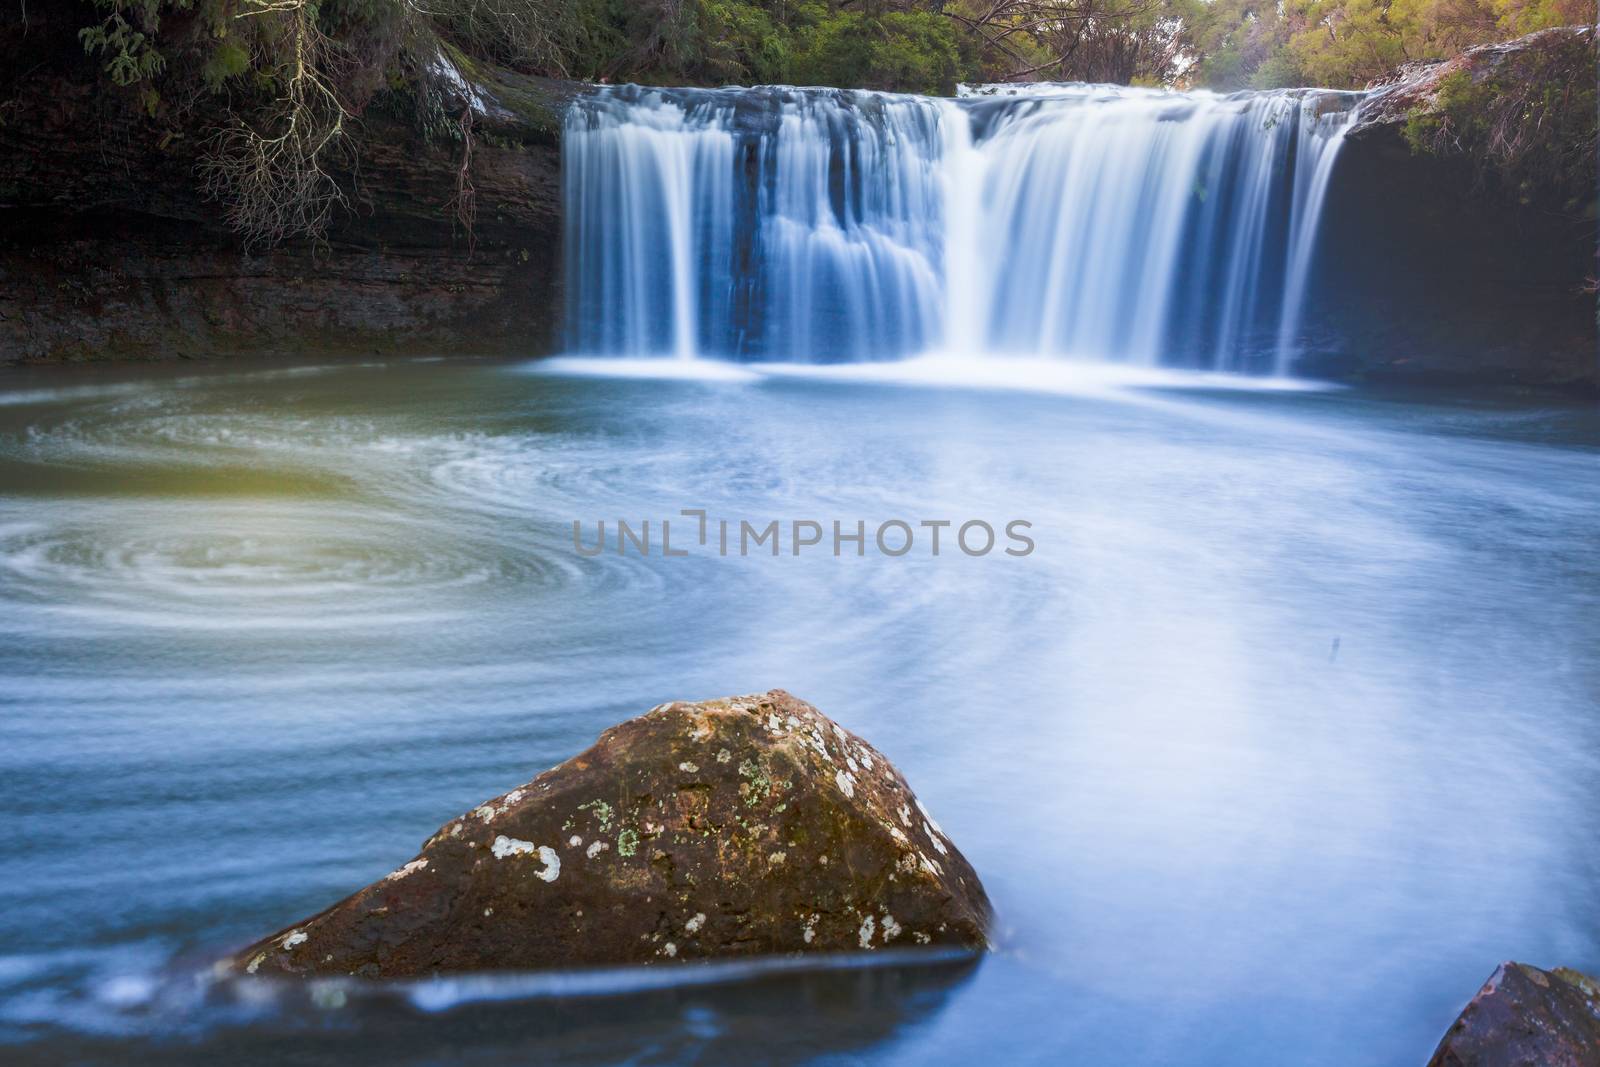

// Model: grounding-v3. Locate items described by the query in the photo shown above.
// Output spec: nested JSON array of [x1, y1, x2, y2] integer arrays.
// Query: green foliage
[[789, 9, 963, 94], [1180, 0, 1594, 90], [64, 0, 1596, 243], [79, 0, 181, 85], [697, 0, 790, 83], [200, 38, 252, 89], [518, 0, 970, 92], [1249, 51, 1305, 88], [1402, 35, 1599, 216]]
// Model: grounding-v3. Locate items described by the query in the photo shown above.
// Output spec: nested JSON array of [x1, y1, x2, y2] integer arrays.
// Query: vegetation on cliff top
[[69, 0, 1595, 99], [37, 0, 1595, 247], [1401, 30, 1597, 219]]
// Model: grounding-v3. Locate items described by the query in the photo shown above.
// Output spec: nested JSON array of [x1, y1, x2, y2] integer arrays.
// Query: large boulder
[[1428, 962, 1600, 1067], [229, 690, 991, 978]]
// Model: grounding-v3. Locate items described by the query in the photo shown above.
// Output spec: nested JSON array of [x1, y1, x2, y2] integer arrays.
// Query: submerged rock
[[1428, 962, 1600, 1067], [230, 690, 991, 978]]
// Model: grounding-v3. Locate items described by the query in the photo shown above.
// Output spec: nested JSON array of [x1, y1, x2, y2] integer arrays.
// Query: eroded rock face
[[230, 690, 991, 978], [1428, 962, 1600, 1067], [1302, 26, 1599, 389], [0, 8, 574, 364]]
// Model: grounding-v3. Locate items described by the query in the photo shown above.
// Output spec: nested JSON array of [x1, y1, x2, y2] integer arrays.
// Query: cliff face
[[1299, 27, 1597, 388], [1, 14, 1594, 385], [0, 7, 574, 363]]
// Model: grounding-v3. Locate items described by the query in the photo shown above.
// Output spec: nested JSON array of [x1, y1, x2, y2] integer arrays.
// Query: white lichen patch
[[281, 930, 308, 949], [685, 912, 706, 934], [679, 761, 699, 773], [492, 835, 538, 859], [803, 913, 819, 943], [897, 853, 919, 875], [858, 749, 874, 771], [881, 914, 902, 942], [858, 915, 876, 949], [716, 748, 731, 764], [924, 823, 949, 855], [766, 713, 784, 733], [915, 799, 945, 838], [534, 846, 561, 882], [845, 755, 859, 773], [473, 790, 526, 824], [568, 835, 583, 848], [890, 826, 908, 843], [914, 931, 931, 945], [919, 854, 944, 877], [897, 804, 912, 827], [246, 952, 266, 975], [786, 715, 801, 729], [488, 839, 560, 880], [662, 942, 678, 958], [385, 859, 428, 882], [835, 769, 856, 798], [768, 851, 787, 865], [586, 840, 609, 859]]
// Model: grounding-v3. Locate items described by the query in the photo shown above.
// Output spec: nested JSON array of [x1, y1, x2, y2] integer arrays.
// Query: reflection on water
[[0, 357, 1597, 1065]]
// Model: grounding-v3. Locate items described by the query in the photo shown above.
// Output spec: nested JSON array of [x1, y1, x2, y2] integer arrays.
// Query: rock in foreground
[[231, 690, 991, 978], [1428, 962, 1600, 1067]]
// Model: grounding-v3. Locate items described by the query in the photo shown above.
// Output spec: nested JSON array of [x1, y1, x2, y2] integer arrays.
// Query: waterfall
[[1274, 98, 1359, 375], [563, 83, 1361, 374]]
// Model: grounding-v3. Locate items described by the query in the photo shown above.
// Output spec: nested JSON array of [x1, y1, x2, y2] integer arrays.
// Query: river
[[1, 356, 1596, 1064]]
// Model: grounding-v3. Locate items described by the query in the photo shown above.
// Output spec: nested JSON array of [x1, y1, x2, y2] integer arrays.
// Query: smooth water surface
[[1, 357, 1598, 1065]]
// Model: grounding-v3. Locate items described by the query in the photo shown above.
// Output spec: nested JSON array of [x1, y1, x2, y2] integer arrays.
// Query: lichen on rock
[[1427, 961, 1600, 1067], [227, 689, 991, 978]]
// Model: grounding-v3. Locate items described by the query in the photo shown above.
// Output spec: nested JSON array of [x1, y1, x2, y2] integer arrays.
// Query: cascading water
[[563, 82, 1361, 374]]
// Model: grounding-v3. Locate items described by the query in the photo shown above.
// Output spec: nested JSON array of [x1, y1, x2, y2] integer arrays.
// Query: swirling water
[[1, 357, 1598, 1065]]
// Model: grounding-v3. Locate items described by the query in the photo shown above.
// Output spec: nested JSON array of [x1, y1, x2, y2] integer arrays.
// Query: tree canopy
[[69, 0, 1595, 100]]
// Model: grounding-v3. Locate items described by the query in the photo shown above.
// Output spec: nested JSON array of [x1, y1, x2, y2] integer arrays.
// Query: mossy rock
[[227, 690, 992, 978]]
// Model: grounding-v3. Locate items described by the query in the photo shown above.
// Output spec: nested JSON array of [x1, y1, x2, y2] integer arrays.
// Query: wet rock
[[0, 7, 575, 364], [230, 690, 991, 978], [1428, 962, 1600, 1067]]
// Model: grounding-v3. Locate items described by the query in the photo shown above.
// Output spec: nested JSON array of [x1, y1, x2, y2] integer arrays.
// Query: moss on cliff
[[1400, 28, 1597, 219]]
